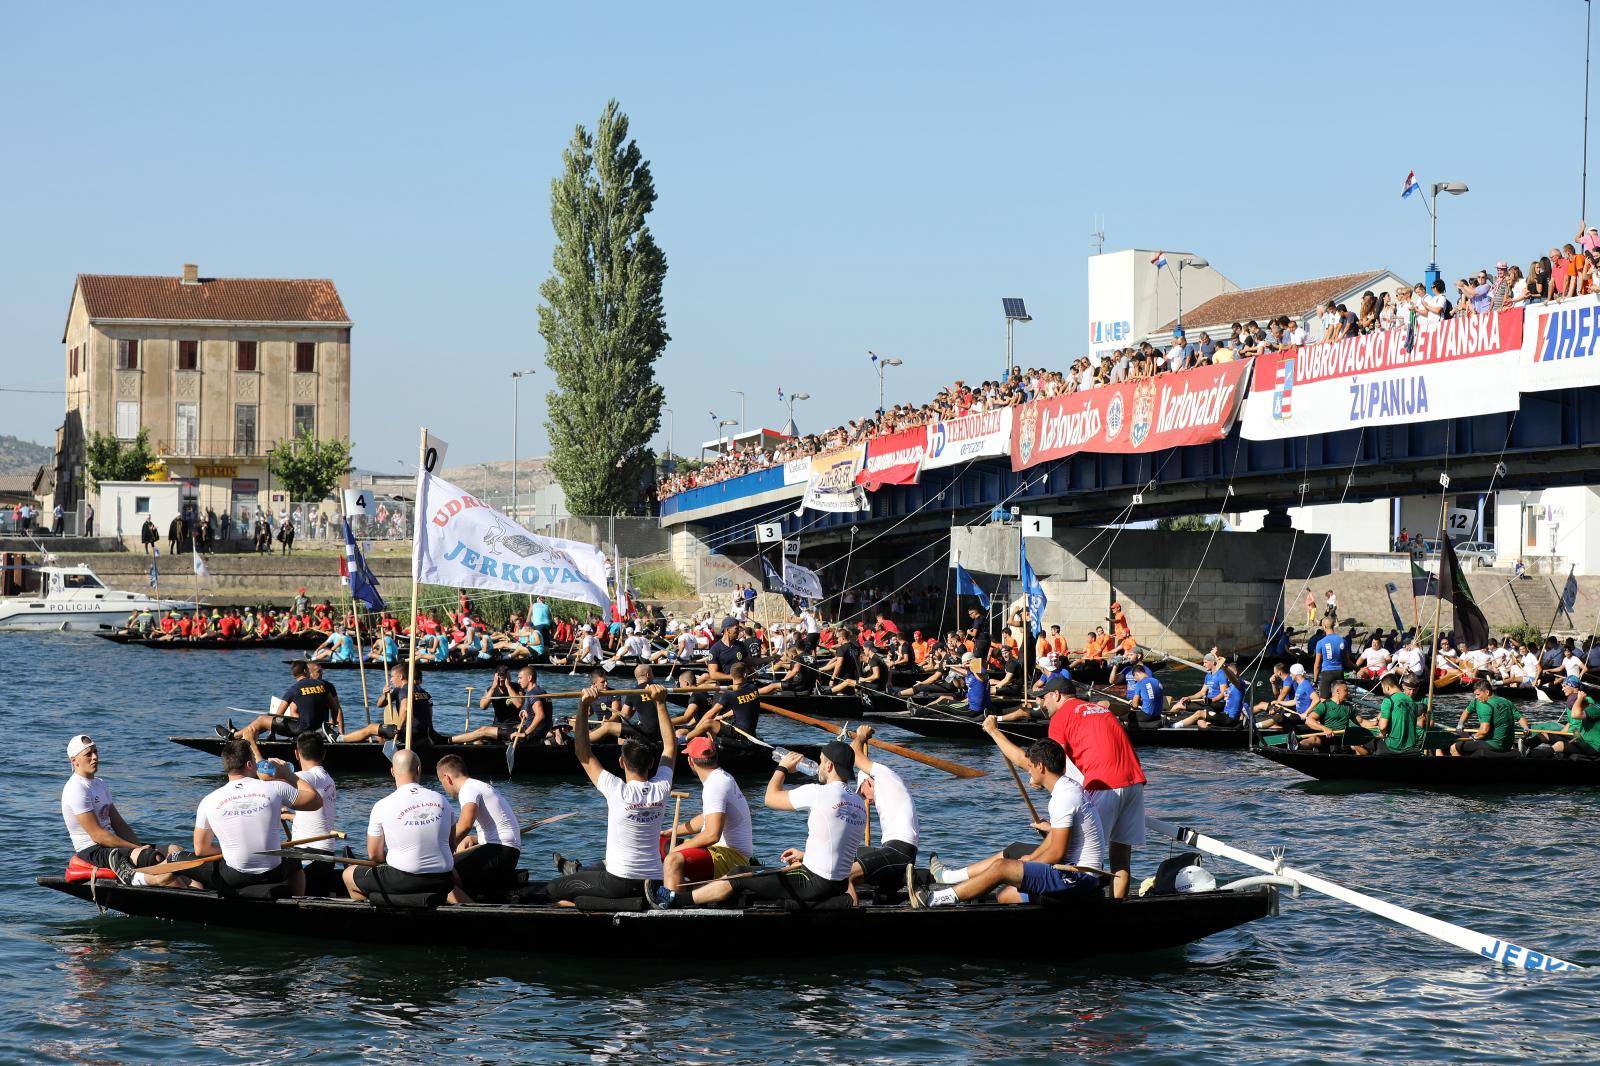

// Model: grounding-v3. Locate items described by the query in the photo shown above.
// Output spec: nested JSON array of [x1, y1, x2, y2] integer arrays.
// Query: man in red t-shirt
[[1040, 675, 1146, 899]]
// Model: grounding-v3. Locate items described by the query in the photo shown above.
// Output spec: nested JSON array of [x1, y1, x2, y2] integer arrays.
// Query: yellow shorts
[[708, 844, 750, 878]]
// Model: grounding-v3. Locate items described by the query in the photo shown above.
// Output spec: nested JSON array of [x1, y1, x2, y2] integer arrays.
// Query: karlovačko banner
[[922, 407, 1012, 470], [1240, 308, 1524, 440], [800, 447, 867, 513], [1520, 294, 1600, 393], [857, 426, 925, 490], [1010, 359, 1253, 470]]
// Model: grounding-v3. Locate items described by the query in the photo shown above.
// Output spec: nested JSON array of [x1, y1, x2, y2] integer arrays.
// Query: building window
[[115, 401, 140, 440], [236, 340, 257, 372], [177, 340, 199, 371], [292, 404, 316, 438], [175, 403, 199, 456], [295, 341, 316, 373], [116, 339, 139, 370], [134, 496, 151, 514], [69, 347, 77, 376], [234, 404, 258, 455]]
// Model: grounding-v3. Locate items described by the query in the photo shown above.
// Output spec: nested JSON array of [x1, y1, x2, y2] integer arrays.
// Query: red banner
[[1010, 359, 1253, 470], [856, 426, 926, 490]]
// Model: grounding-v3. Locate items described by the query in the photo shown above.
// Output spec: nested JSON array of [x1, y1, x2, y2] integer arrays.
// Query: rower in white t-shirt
[[547, 685, 678, 904], [660, 735, 756, 891], [847, 725, 920, 896], [345, 749, 464, 904], [1359, 641, 1392, 679], [60, 733, 187, 886], [436, 754, 522, 897], [654, 741, 866, 909], [193, 739, 323, 897]]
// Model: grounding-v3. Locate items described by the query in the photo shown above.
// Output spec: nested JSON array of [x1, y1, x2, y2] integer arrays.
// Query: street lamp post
[[784, 391, 810, 436], [717, 418, 738, 455], [731, 390, 745, 435], [872, 355, 903, 417], [510, 368, 537, 520], [1419, 181, 1469, 289], [1002, 298, 1031, 378], [662, 407, 673, 462], [1175, 258, 1209, 330]]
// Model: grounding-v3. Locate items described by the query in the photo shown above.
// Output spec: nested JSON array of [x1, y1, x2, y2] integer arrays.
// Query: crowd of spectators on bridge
[[659, 222, 1600, 499]]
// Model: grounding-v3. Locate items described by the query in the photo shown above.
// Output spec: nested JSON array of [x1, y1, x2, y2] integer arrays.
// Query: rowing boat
[[168, 735, 816, 780], [34, 876, 1276, 961], [100, 632, 324, 651], [882, 712, 1278, 749], [1257, 747, 1600, 787]]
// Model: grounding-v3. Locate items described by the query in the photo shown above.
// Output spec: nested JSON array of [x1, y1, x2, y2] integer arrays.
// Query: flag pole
[[1422, 495, 1448, 735], [1018, 518, 1029, 715], [405, 427, 426, 753], [345, 511, 372, 724]]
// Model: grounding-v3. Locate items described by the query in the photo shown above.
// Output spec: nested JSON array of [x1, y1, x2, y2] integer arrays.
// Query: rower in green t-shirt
[[1447, 679, 1525, 758], [1300, 679, 1368, 750], [1357, 674, 1421, 756], [1527, 676, 1600, 759]]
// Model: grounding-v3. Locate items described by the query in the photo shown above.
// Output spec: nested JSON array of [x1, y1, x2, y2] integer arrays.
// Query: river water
[[4, 632, 1597, 1063]]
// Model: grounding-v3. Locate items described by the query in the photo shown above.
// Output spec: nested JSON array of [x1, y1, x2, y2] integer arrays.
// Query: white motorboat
[[0, 563, 194, 631]]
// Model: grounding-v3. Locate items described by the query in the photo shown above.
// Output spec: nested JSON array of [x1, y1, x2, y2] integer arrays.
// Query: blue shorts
[[1018, 861, 1100, 902]]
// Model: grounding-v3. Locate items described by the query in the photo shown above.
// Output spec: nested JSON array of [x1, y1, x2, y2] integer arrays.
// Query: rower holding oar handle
[[141, 832, 346, 877]]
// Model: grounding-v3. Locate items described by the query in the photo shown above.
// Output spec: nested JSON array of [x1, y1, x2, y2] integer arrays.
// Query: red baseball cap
[[685, 736, 716, 760]]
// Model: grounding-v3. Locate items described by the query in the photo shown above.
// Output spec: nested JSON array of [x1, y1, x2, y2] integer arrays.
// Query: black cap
[[1039, 674, 1077, 696], [820, 740, 855, 776]]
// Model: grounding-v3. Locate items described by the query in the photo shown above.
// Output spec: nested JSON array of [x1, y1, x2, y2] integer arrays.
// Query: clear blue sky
[[0, 3, 1587, 468]]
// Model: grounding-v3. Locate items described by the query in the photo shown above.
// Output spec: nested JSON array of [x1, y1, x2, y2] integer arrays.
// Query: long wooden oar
[[997, 746, 1041, 823], [521, 811, 579, 833], [140, 832, 344, 877], [678, 863, 802, 891], [757, 701, 985, 779], [260, 848, 378, 868]]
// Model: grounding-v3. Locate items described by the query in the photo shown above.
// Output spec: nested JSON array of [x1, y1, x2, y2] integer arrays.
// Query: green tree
[[538, 99, 668, 515], [268, 430, 353, 502], [1157, 514, 1227, 533], [84, 429, 156, 488]]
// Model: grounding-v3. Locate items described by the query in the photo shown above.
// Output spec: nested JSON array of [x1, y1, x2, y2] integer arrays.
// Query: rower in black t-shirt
[[232, 661, 335, 762], [589, 665, 696, 745], [336, 665, 447, 747], [704, 627, 747, 682], [824, 634, 863, 694], [686, 663, 781, 740]]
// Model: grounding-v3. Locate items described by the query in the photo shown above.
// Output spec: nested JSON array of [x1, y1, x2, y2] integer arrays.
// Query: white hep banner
[[1241, 309, 1524, 440], [1520, 294, 1600, 393], [782, 560, 824, 600], [782, 457, 811, 485], [412, 470, 610, 609], [800, 448, 867, 513], [923, 408, 1012, 469]]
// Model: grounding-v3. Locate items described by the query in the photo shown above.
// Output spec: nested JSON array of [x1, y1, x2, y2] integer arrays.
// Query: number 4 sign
[[342, 489, 376, 517]]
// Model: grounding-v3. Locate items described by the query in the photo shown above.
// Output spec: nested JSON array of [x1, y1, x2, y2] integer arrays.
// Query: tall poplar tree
[[538, 99, 668, 515]]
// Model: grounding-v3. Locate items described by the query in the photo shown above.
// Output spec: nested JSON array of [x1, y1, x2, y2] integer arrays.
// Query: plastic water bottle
[[258, 759, 279, 780], [773, 746, 819, 778]]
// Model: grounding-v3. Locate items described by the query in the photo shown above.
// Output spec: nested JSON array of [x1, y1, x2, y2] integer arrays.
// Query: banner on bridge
[[922, 407, 1012, 470], [1521, 294, 1600, 393], [1010, 359, 1252, 470], [857, 426, 925, 490], [800, 447, 867, 513], [1240, 308, 1524, 441]]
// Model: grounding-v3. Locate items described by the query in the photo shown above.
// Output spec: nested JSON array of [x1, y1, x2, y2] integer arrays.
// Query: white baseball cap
[[1289, 663, 1306, 676], [67, 734, 95, 758]]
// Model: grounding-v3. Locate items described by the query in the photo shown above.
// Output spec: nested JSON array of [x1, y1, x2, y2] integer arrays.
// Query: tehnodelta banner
[[1241, 308, 1524, 440], [922, 407, 1012, 469], [1520, 294, 1600, 393], [1010, 359, 1252, 470]]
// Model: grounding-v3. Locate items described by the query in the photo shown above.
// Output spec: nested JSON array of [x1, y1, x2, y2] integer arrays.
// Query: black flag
[[1437, 537, 1489, 650]]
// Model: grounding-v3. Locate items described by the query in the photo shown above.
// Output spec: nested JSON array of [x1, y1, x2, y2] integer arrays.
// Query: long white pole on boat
[[1423, 490, 1448, 733], [1147, 816, 1583, 973], [344, 503, 371, 724], [405, 427, 426, 753]]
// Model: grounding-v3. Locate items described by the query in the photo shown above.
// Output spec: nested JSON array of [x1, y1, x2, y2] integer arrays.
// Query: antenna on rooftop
[[1089, 213, 1106, 256]]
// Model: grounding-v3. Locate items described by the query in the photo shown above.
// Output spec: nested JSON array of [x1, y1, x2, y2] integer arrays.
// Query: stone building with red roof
[[54, 263, 352, 533]]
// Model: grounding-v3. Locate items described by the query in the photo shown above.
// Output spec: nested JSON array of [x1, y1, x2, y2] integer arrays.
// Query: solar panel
[[1002, 297, 1030, 320]]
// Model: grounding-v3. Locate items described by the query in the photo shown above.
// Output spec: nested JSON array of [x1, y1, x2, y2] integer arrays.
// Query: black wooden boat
[[101, 631, 324, 651], [883, 711, 1276, 750], [1258, 747, 1600, 787], [291, 655, 684, 679], [170, 735, 816, 780], [35, 876, 1276, 961]]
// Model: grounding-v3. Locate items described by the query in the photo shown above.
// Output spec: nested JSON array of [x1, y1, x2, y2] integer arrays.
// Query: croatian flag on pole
[[413, 470, 610, 609], [341, 517, 385, 611], [1150, 251, 1167, 270], [1401, 170, 1420, 199]]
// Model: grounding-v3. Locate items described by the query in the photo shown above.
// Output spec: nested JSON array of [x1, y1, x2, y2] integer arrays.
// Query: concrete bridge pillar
[[1261, 507, 1293, 532]]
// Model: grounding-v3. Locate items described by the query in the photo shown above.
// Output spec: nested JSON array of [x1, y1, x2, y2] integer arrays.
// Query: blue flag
[[148, 545, 159, 590], [1021, 553, 1047, 637], [341, 518, 385, 611], [954, 564, 990, 610], [1562, 569, 1579, 620]]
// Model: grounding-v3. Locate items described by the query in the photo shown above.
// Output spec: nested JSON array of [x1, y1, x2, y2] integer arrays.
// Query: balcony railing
[[155, 436, 291, 459]]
